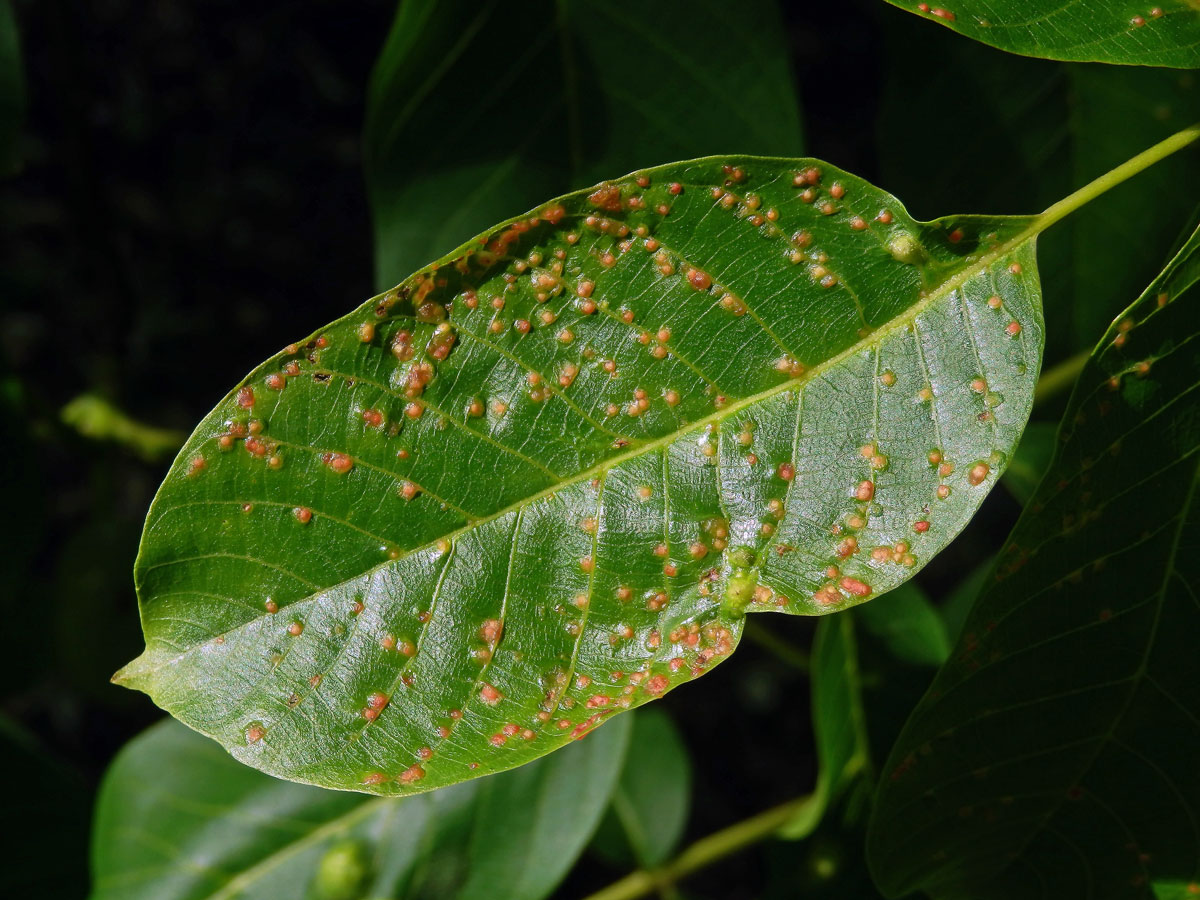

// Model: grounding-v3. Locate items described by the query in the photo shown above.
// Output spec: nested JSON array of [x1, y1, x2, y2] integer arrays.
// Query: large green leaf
[[364, 0, 803, 290], [118, 157, 1044, 794], [867, 226, 1200, 898], [882, 0, 1200, 67], [876, 8, 1200, 362], [90, 714, 629, 900]]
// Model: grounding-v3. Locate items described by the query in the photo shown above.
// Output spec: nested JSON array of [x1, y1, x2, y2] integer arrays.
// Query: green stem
[[1021, 129, 1200, 409], [1031, 123, 1200, 234], [1033, 350, 1089, 408], [581, 795, 812, 900]]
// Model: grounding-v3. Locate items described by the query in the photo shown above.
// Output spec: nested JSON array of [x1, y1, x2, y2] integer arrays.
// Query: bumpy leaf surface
[[868, 226, 1200, 899], [883, 0, 1200, 67], [118, 157, 1043, 793], [90, 716, 629, 900]]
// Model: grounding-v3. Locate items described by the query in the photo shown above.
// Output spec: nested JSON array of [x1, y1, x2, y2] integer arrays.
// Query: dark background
[[0, 1, 1022, 896]]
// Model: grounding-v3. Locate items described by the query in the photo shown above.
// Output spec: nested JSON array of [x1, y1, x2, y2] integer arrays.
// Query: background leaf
[[783, 583, 949, 839], [90, 713, 630, 900], [881, 0, 1200, 67], [590, 708, 691, 869], [875, 8, 1200, 365], [364, 0, 804, 289], [120, 156, 1045, 794], [868, 226, 1200, 899]]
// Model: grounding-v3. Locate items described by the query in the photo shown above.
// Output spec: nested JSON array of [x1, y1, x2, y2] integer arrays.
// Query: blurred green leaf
[[90, 714, 631, 900], [1, 716, 89, 896], [592, 708, 691, 868], [877, 11, 1200, 363], [0, 0, 24, 175], [783, 583, 947, 839], [1001, 420, 1055, 505], [855, 583, 951, 669], [869, 226, 1200, 898], [364, 0, 804, 289], [118, 157, 1044, 794], [780, 613, 867, 840], [881, 0, 1200, 67]]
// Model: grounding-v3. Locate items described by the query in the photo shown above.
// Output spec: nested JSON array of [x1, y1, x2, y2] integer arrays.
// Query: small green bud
[[887, 231, 926, 265]]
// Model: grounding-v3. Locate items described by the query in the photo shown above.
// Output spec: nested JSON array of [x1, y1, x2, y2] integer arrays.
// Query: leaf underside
[[868, 227, 1200, 899], [884, 0, 1200, 67], [119, 156, 1044, 794]]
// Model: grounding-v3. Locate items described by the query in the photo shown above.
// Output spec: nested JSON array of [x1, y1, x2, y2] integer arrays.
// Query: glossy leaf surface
[[365, 0, 803, 289], [883, 0, 1200, 67], [119, 157, 1043, 794], [868, 226, 1200, 898], [90, 715, 629, 900], [876, 9, 1200, 361]]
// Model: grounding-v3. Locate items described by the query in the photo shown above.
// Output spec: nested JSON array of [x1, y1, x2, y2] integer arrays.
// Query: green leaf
[[881, 0, 1200, 67], [783, 582, 950, 839], [867, 225, 1200, 898], [364, 0, 804, 289], [118, 157, 1044, 794], [855, 582, 952, 669], [876, 12, 1200, 361], [782, 614, 869, 840], [90, 714, 630, 900], [592, 708, 691, 868], [0, 0, 24, 176]]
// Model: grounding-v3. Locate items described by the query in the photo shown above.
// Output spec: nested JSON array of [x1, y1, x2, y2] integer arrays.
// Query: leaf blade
[[122, 157, 1044, 794]]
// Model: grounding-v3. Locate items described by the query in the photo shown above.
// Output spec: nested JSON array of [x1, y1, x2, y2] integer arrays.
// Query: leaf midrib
[[128, 183, 1043, 678]]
